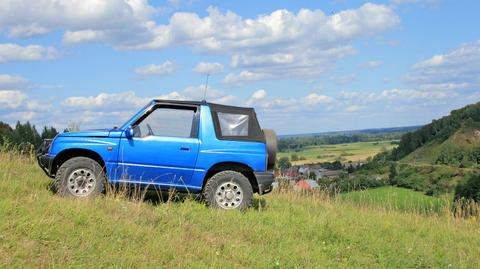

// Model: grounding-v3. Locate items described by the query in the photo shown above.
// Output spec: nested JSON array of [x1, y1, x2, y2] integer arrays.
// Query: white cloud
[[0, 2, 398, 82], [7, 23, 50, 38], [63, 30, 105, 44], [361, 60, 382, 69], [134, 61, 175, 77], [406, 40, 480, 91], [302, 93, 333, 106], [0, 90, 27, 108], [223, 71, 269, 85], [251, 89, 267, 100], [0, 43, 57, 63], [62, 91, 149, 110], [418, 82, 470, 91], [0, 74, 28, 86], [0, 0, 157, 39], [193, 62, 224, 74], [246, 89, 267, 106]]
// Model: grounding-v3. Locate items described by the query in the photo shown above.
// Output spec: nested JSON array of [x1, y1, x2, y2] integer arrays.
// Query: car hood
[[57, 129, 114, 138]]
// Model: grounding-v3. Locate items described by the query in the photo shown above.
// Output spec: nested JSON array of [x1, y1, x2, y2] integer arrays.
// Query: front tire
[[203, 171, 253, 210], [55, 157, 105, 198]]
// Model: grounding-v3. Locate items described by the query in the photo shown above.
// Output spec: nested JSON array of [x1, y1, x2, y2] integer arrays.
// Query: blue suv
[[37, 100, 277, 209]]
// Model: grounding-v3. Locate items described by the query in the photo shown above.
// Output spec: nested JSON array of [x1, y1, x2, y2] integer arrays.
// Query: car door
[[116, 105, 200, 188]]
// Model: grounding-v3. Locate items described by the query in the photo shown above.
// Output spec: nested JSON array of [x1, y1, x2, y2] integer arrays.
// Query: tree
[[454, 173, 480, 202], [41, 126, 59, 139], [388, 163, 397, 185], [277, 157, 292, 170]]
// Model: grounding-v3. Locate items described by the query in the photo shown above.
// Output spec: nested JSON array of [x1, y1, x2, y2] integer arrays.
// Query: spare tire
[[263, 129, 277, 170]]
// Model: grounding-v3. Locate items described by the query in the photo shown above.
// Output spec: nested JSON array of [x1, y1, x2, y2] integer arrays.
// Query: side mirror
[[125, 126, 135, 139]]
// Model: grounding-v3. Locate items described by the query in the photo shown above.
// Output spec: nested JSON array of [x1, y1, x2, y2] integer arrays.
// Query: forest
[[0, 121, 58, 149], [391, 102, 480, 160]]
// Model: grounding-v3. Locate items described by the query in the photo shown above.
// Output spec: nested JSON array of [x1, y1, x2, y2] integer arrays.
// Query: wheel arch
[[51, 148, 106, 176], [202, 162, 259, 193]]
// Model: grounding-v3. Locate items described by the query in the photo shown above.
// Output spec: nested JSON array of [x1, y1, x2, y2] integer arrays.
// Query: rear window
[[209, 103, 265, 142], [218, 112, 249, 136]]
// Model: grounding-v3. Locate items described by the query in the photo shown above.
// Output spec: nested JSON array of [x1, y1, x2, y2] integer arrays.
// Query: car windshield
[[120, 101, 153, 130]]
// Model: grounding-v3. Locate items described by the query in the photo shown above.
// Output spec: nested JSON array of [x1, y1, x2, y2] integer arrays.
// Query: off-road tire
[[55, 157, 105, 198], [203, 170, 253, 210]]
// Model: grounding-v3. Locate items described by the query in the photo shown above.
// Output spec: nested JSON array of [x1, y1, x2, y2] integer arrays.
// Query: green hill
[[1, 152, 480, 268], [403, 127, 480, 167], [393, 102, 480, 168]]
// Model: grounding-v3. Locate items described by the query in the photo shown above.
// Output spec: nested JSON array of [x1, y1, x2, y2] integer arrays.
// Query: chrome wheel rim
[[67, 168, 96, 197], [215, 181, 243, 209]]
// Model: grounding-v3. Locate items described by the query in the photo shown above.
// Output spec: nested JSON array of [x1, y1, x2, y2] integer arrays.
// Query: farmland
[[278, 140, 397, 165], [1, 151, 480, 268]]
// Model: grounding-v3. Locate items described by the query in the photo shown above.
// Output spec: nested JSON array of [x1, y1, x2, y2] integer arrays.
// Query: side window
[[135, 107, 196, 138], [217, 112, 249, 136]]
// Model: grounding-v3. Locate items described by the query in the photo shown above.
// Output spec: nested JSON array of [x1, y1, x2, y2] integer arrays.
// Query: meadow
[[278, 140, 397, 165], [1, 151, 480, 268], [340, 186, 449, 214]]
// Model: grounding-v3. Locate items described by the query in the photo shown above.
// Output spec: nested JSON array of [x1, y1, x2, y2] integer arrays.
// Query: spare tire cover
[[263, 129, 277, 170]]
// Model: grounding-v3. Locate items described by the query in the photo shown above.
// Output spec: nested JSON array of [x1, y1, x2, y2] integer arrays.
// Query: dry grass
[[1, 150, 480, 268]]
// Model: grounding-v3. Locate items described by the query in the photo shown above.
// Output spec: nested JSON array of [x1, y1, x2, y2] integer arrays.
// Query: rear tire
[[203, 171, 253, 210], [55, 157, 105, 198]]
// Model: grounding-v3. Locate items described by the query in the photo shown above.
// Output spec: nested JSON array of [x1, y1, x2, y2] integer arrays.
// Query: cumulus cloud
[[405, 40, 480, 91], [7, 23, 50, 38], [0, 2, 399, 82], [223, 71, 269, 85], [62, 85, 235, 113], [62, 91, 149, 110], [134, 61, 175, 77], [0, 0, 156, 39], [0, 74, 28, 86], [193, 62, 224, 74], [0, 90, 27, 108], [63, 30, 106, 44], [302, 93, 333, 106], [0, 43, 58, 63], [246, 89, 267, 106]]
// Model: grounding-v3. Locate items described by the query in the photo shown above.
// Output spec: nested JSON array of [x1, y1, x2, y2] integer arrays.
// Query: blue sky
[[0, 0, 479, 134]]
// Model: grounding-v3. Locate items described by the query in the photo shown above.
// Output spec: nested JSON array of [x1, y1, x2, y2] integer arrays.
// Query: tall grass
[[1, 150, 480, 268]]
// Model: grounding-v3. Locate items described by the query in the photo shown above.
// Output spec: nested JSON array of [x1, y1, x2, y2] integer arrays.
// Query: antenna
[[202, 73, 210, 102]]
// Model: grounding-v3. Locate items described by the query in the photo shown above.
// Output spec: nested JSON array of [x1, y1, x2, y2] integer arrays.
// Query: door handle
[[180, 147, 190, 151]]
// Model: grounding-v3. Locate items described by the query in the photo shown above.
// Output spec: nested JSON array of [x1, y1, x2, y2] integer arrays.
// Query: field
[[1, 152, 480, 268], [278, 140, 397, 165], [340, 186, 449, 214]]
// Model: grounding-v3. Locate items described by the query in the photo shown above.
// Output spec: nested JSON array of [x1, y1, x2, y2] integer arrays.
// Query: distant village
[[274, 161, 363, 191]]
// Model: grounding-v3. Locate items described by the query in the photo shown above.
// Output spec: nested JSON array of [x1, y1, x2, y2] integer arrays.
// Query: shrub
[[454, 173, 480, 202]]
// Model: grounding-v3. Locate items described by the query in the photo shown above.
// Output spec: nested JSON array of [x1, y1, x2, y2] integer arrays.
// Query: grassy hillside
[[1, 152, 480, 268], [392, 102, 480, 166], [278, 140, 396, 165], [340, 186, 448, 214], [403, 127, 480, 167]]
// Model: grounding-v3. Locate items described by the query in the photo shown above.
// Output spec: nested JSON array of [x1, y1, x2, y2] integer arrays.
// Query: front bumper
[[254, 171, 275, 195], [36, 139, 54, 177], [37, 154, 54, 177]]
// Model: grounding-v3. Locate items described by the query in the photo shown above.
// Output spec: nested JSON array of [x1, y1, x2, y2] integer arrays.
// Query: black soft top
[[152, 99, 265, 143]]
